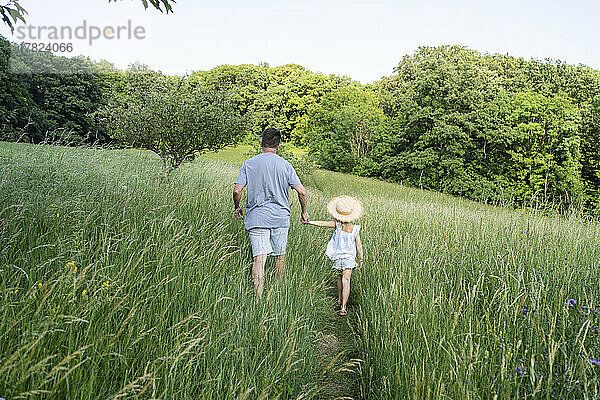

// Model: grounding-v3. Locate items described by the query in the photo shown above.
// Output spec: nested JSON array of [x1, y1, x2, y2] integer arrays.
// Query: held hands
[[234, 207, 244, 220], [300, 211, 310, 224]]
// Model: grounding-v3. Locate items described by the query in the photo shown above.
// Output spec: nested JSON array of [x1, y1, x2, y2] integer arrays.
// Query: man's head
[[261, 127, 281, 150]]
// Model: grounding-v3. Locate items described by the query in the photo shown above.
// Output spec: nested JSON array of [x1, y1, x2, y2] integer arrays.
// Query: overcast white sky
[[1, 0, 599, 82]]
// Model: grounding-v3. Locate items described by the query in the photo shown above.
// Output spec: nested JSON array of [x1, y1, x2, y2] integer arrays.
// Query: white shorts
[[248, 227, 289, 257], [332, 258, 358, 271]]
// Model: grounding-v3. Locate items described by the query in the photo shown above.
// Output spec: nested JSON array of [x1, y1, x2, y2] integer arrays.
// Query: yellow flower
[[38, 282, 42, 287], [57, 213, 60, 218], [82, 290, 87, 296]]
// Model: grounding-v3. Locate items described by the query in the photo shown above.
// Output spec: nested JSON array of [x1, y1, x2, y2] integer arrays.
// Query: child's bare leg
[[274, 254, 285, 278], [341, 269, 352, 311], [337, 274, 342, 306], [252, 255, 267, 300]]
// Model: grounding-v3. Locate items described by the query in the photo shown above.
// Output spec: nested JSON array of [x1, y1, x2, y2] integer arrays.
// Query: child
[[304, 196, 363, 316]]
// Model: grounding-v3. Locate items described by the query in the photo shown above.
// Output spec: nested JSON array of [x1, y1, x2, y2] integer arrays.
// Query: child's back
[[326, 221, 360, 270], [304, 196, 364, 316]]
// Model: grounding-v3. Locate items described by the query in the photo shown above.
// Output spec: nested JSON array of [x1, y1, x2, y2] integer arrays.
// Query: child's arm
[[356, 233, 364, 268], [305, 220, 337, 228]]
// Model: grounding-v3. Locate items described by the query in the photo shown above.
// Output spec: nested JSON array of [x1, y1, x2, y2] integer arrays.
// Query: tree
[[378, 46, 501, 196], [103, 67, 246, 174], [506, 92, 583, 206], [0, 1, 26, 33], [109, 0, 176, 13], [1, 0, 176, 32], [1, 36, 107, 143], [306, 84, 385, 176]]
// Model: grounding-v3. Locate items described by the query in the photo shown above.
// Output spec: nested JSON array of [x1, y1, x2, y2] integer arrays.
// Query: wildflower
[[14, 289, 18, 294], [57, 213, 60, 218], [566, 299, 577, 308], [521, 308, 529, 316], [589, 358, 600, 366], [515, 366, 525, 376], [82, 289, 87, 296], [38, 282, 42, 288]]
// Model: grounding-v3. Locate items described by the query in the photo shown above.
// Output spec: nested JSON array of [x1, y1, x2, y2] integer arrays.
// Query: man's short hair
[[261, 127, 281, 149]]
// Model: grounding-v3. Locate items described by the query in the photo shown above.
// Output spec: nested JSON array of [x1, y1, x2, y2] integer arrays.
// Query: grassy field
[[1, 142, 600, 399]]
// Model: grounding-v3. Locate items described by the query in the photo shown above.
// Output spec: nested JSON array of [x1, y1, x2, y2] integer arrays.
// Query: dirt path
[[317, 284, 363, 400]]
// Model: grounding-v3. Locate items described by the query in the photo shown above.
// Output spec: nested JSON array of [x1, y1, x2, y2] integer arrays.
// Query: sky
[[1, 0, 599, 82]]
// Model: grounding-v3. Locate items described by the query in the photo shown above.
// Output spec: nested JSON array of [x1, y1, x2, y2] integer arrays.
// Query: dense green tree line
[[307, 46, 600, 213], [1, 36, 599, 213], [0, 36, 111, 143], [191, 63, 349, 144]]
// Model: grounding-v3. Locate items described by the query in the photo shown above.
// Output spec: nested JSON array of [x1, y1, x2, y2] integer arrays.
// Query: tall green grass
[[2, 142, 600, 399], [0, 142, 337, 399], [313, 171, 600, 399]]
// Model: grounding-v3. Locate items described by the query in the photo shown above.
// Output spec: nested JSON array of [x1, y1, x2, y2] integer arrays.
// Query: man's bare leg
[[253, 254, 267, 300], [341, 269, 352, 311], [274, 254, 285, 279]]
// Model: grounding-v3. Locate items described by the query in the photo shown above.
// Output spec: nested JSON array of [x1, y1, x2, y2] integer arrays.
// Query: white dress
[[326, 222, 361, 270]]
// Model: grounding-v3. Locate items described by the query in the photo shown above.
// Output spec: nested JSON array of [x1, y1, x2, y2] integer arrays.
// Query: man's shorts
[[248, 227, 289, 257]]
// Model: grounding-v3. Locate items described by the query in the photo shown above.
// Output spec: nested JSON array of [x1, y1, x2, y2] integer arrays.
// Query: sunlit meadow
[[1, 142, 600, 399]]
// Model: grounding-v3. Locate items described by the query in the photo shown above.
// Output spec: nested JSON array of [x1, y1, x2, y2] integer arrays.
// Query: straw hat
[[327, 196, 363, 222]]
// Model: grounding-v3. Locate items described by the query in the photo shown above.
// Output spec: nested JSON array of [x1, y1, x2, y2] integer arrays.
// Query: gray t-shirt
[[235, 153, 301, 230]]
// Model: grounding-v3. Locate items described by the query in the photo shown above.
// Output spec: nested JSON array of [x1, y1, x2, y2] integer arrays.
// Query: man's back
[[235, 153, 301, 230]]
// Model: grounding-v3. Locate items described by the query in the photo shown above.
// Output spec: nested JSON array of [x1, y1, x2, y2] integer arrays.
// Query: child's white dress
[[326, 222, 361, 270]]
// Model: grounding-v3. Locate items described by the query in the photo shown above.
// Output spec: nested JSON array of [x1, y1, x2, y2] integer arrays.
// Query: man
[[233, 127, 309, 299]]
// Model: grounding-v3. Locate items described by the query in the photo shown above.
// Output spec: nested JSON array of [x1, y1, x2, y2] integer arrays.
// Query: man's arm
[[233, 183, 244, 219], [293, 183, 309, 223]]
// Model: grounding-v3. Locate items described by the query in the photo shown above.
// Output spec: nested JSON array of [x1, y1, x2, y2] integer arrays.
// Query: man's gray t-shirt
[[235, 153, 301, 230]]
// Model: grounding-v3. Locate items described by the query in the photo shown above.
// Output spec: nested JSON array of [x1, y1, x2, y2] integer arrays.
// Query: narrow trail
[[317, 282, 363, 400]]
